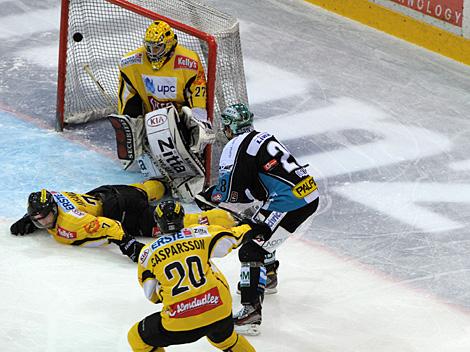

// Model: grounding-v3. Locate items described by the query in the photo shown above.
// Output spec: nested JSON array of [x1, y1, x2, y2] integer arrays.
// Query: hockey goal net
[[56, 0, 248, 180]]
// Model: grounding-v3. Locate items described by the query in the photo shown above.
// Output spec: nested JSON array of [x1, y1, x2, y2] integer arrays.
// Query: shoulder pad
[[247, 132, 272, 156]]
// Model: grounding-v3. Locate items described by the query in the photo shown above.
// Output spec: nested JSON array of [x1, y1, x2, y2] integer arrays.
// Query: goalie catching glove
[[179, 106, 215, 154]]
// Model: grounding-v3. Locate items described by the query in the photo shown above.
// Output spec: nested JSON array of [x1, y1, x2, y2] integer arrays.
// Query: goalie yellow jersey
[[47, 191, 125, 246], [118, 45, 207, 117], [137, 223, 252, 331]]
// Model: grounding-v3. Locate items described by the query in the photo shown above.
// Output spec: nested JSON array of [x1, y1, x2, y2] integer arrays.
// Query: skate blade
[[234, 323, 261, 336], [265, 287, 278, 294]]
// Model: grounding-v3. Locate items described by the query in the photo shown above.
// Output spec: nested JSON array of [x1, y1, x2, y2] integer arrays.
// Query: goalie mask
[[221, 103, 254, 139], [144, 21, 178, 70], [154, 200, 185, 234], [27, 189, 58, 229]]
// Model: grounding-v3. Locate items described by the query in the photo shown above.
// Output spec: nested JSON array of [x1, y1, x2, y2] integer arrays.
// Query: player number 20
[[164, 255, 206, 296]]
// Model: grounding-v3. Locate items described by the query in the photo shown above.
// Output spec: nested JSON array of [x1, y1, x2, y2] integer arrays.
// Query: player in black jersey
[[196, 103, 320, 335]]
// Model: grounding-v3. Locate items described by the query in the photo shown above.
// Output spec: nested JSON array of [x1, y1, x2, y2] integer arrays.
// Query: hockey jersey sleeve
[[137, 261, 162, 303], [207, 224, 252, 259], [210, 134, 258, 204], [49, 211, 126, 247], [184, 56, 207, 121], [183, 209, 237, 228], [118, 69, 143, 117]]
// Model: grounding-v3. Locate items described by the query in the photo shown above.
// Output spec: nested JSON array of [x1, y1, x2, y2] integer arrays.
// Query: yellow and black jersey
[[151, 209, 236, 238], [118, 45, 207, 118], [47, 191, 125, 246], [184, 208, 236, 230], [137, 223, 252, 331]]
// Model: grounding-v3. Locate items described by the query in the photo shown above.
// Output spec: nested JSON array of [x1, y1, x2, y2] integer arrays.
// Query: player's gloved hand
[[195, 185, 217, 211], [116, 233, 145, 263], [242, 219, 273, 242], [10, 214, 37, 236]]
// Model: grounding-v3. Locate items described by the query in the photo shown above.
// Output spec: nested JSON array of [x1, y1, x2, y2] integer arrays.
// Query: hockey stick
[[194, 194, 270, 245], [194, 194, 262, 222], [194, 193, 275, 247], [83, 64, 115, 105]]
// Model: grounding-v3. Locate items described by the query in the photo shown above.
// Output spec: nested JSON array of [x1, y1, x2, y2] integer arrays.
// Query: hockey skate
[[265, 269, 278, 294], [233, 303, 262, 336]]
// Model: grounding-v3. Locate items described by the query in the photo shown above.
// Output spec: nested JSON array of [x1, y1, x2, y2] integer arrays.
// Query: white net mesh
[[59, 0, 248, 182], [60, 0, 248, 126]]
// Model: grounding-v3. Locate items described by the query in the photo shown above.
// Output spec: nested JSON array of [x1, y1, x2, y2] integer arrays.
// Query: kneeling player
[[128, 200, 272, 351]]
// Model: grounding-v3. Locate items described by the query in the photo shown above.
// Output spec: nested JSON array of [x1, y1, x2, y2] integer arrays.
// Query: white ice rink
[[1, 0, 470, 351]]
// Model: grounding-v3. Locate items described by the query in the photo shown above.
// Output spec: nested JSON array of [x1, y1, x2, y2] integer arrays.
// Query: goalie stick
[[83, 64, 115, 106]]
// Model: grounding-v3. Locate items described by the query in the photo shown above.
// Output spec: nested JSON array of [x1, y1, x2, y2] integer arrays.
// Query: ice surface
[[1, 0, 470, 351]]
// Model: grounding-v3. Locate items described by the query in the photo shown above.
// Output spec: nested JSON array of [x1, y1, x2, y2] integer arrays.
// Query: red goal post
[[56, 0, 248, 181]]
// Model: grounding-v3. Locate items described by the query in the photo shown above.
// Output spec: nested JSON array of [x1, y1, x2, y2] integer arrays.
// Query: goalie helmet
[[144, 21, 178, 70], [154, 200, 185, 234], [221, 103, 254, 139], [27, 189, 58, 229]]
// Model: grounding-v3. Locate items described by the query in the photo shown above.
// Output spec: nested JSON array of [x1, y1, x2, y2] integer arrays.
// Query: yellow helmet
[[144, 21, 178, 70]]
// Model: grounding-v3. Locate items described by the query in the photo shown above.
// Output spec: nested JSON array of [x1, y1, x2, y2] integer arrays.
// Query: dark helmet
[[154, 200, 185, 234], [221, 103, 254, 138], [27, 189, 58, 229]]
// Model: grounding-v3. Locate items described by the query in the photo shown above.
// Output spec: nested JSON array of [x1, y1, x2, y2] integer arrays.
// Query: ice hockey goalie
[[109, 105, 215, 202]]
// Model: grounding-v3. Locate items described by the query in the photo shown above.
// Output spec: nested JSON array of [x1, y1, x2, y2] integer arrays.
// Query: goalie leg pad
[[108, 114, 144, 170], [144, 107, 205, 179], [173, 176, 205, 202], [136, 153, 164, 179]]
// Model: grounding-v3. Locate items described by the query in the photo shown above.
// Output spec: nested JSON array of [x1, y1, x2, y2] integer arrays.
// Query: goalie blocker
[[109, 105, 215, 201]]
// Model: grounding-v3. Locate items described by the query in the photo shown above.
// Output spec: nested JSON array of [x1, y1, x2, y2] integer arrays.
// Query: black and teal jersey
[[210, 131, 319, 212]]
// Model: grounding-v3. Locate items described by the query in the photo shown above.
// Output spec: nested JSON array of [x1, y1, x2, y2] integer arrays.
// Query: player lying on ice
[[9, 180, 165, 262], [9, 180, 241, 263], [110, 20, 215, 201], [128, 200, 272, 352], [196, 103, 320, 335]]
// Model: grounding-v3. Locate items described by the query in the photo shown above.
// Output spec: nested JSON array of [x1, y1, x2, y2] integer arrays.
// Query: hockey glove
[[242, 219, 273, 243], [116, 233, 145, 263], [194, 185, 217, 211], [10, 214, 37, 236]]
